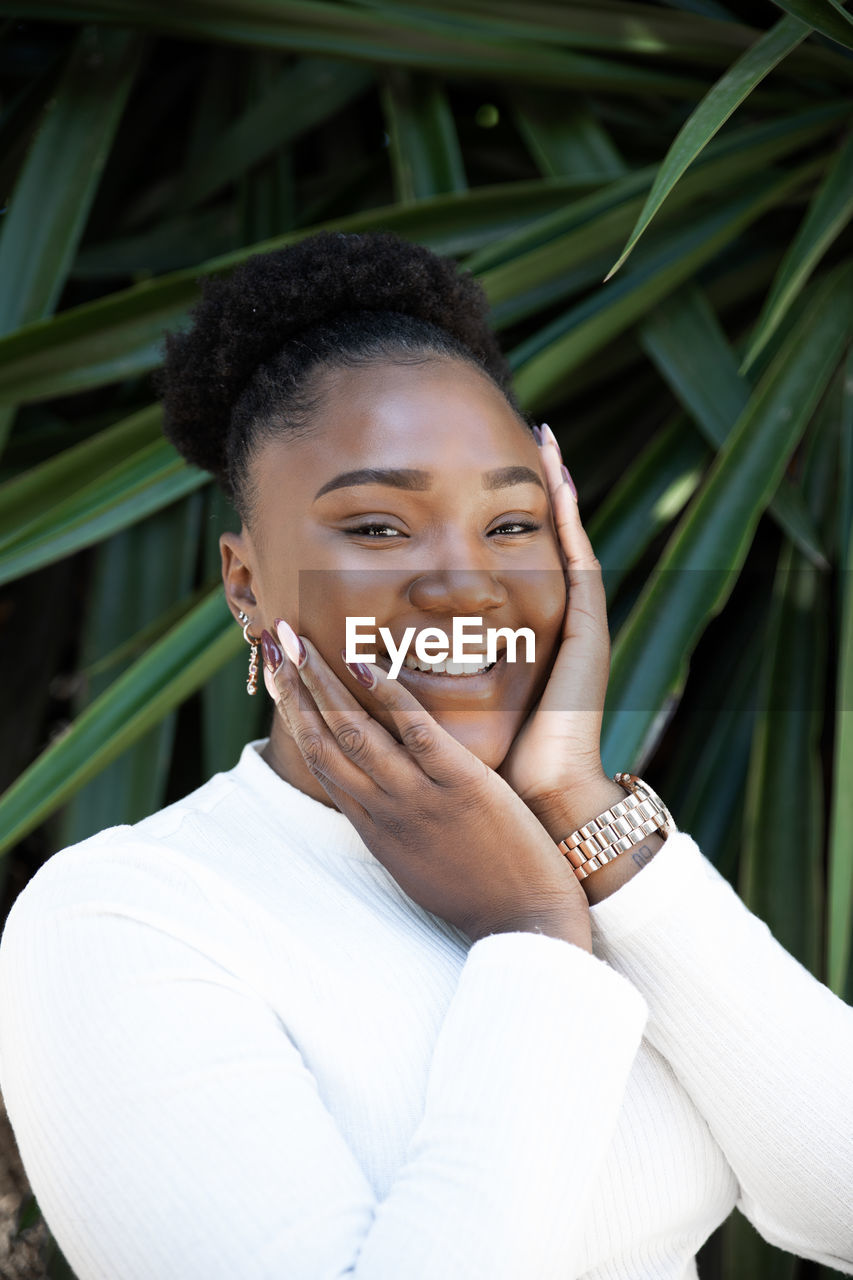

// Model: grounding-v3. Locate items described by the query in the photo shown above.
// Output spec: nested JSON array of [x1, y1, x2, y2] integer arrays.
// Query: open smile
[[373, 649, 510, 700]]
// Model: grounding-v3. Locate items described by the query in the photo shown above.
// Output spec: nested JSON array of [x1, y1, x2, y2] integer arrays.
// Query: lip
[[373, 649, 511, 701]]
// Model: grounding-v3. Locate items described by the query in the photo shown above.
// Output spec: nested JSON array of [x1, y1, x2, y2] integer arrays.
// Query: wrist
[[526, 774, 628, 845], [582, 831, 665, 904], [527, 776, 668, 904]]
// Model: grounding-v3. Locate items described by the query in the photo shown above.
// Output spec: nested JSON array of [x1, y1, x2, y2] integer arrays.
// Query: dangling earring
[[237, 609, 260, 695]]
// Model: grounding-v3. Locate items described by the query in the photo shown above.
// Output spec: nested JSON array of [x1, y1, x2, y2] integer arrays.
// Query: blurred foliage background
[[0, 2, 851, 1276]]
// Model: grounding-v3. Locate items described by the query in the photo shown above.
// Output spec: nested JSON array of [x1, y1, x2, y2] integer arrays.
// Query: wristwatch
[[557, 773, 675, 881]]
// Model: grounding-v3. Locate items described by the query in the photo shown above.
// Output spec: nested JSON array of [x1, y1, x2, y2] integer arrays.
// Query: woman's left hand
[[497, 424, 613, 821]]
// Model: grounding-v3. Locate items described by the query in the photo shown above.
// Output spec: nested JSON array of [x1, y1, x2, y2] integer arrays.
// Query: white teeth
[[402, 653, 492, 675], [403, 654, 443, 672]]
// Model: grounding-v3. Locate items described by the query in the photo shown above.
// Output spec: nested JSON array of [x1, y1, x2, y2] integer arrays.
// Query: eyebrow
[[313, 465, 545, 501]]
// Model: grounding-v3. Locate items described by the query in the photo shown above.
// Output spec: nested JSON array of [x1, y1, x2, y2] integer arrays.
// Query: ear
[[220, 529, 258, 622]]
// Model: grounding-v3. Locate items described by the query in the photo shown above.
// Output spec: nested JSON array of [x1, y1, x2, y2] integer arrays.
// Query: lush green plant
[[0, 4, 851, 1276]]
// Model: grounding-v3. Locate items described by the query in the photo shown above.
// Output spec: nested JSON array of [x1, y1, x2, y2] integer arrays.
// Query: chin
[[431, 707, 521, 770]]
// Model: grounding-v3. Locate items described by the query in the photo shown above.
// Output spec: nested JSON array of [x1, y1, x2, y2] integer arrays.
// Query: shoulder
[[0, 750, 260, 954], [0, 760, 285, 1069]]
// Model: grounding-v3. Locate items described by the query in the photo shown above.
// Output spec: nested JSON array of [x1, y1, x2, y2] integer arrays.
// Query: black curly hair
[[154, 230, 525, 526]]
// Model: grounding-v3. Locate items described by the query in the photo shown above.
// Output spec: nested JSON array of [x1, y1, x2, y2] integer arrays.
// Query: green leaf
[[381, 70, 467, 201], [828, 349, 853, 997], [769, 0, 853, 51], [738, 535, 826, 973], [660, 620, 764, 882], [0, 587, 241, 857], [587, 413, 709, 593], [71, 206, 243, 277], [173, 57, 372, 212], [0, 43, 66, 232], [0, 403, 162, 543], [741, 128, 853, 371], [0, 24, 144, 452], [0, 25, 144, 336], [236, 51, 298, 244], [0, 2, 712, 97], [391, 0, 846, 83], [2, 107, 840, 407], [466, 102, 848, 274], [78, 583, 218, 682], [11, 0, 850, 84], [605, 14, 811, 280], [513, 164, 822, 411], [600, 260, 853, 773], [639, 284, 830, 568], [0, 425, 210, 587], [55, 494, 203, 845], [483, 111, 838, 331], [0, 177, 601, 405], [738, 362, 842, 985], [511, 93, 627, 180]]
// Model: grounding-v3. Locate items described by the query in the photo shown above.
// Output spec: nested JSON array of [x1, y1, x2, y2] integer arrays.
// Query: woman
[[0, 231, 851, 1279]]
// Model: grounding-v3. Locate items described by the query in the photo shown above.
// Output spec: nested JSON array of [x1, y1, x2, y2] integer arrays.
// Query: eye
[[491, 520, 542, 536], [346, 522, 403, 538]]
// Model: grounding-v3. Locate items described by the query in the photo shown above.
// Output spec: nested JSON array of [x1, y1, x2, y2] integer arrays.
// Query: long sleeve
[[588, 828, 853, 1274], [0, 839, 648, 1280]]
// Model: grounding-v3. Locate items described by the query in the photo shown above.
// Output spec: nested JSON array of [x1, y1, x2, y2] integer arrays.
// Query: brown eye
[[347, 523, 402, 538], [491, 521, 541, 535]]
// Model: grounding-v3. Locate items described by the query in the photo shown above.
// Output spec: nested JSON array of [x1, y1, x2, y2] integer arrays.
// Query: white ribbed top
[[0, 739, 851, 1279]]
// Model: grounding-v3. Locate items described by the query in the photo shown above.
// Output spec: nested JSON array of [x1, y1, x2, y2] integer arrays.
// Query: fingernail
[[261, 628, 283, 673], [561, 464, 578, 501], [543, 423, 562, 459], [342, 652, 376, 689], [275, 618, 306, 668], [531, 424, 544, 446]]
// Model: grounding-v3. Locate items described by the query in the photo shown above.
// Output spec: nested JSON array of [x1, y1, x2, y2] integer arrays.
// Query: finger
[[274, 619, 484, 788], [261, 630, 378, 813], [272, 625, 416, 795], [263, 657, 375, 828], [349, 660, 491, 789], [539, 424, 608, 649]]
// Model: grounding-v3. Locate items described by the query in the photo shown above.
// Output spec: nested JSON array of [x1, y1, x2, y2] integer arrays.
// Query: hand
[[261, 626, 591, 949], [497, 425, 613, 820]]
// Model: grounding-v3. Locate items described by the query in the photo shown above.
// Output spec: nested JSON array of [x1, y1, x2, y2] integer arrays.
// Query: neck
[[260, 715, 343, 811]]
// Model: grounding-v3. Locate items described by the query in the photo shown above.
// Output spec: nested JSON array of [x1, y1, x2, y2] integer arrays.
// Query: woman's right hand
[[261, 627, 591, 951]]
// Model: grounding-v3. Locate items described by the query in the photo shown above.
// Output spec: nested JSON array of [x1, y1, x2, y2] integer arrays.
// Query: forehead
[[255, 356, 531, 504]]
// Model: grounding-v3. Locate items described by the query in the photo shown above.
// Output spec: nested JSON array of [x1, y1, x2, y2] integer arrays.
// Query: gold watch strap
[[557, 773, 675, 881]]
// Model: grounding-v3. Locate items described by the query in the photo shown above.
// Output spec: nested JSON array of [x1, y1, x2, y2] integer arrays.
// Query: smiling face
[[220, 355, 566, 805]]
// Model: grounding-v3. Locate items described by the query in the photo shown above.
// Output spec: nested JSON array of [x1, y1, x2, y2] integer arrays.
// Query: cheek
[[295, 570, 396, 659], [520, 569, 566, 652], [295, 570, 358, 621]]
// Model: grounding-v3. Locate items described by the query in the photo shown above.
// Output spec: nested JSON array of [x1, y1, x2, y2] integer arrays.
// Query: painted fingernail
[[561, 463, 578, 501], [275, 618, 306, 668], [342, 652, 376, 689], [532, 424, 544, 446], [261, 628, 283, 673], [543, 423, 562, 459]]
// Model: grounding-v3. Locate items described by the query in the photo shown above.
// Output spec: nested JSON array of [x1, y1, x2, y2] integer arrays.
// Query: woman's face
[[221, 356, 566, 800]]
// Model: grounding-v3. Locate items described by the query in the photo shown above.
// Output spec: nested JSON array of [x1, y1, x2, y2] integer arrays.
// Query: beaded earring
[[237, 609, 260, 695]]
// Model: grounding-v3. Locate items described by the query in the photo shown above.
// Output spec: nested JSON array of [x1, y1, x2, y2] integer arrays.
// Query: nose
[[407, 569, 508, 614]]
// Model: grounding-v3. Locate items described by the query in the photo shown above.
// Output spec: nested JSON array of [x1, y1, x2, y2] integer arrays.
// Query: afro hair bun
[[154, 230, 512, 488]]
